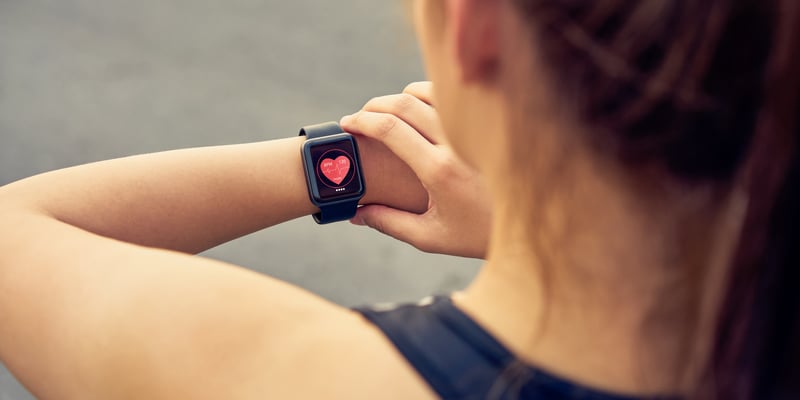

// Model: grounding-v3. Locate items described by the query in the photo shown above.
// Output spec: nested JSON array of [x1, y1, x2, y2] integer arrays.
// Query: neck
[[454, 159, 744, 396]]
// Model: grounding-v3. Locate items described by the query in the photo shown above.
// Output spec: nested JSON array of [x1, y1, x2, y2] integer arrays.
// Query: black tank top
[[356, 296, 678, 400]]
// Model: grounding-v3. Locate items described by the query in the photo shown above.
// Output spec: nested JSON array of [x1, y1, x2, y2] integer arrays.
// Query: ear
[[445, 0, 501, 83]]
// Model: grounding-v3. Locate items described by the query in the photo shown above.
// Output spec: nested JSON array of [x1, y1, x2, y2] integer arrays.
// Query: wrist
[[354, 135, 428, 214]]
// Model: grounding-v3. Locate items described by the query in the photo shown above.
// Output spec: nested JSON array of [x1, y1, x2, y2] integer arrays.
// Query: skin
[[0, 0, 747, 398], [353, 0, 744, 395], [0, 134, 439, 398]]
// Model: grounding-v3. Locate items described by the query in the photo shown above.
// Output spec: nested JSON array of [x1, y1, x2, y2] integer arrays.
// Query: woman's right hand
[[341, 82, 492, 259]]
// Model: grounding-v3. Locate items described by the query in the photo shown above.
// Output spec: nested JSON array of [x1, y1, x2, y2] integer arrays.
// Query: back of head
[[510, 0, 800, 398]]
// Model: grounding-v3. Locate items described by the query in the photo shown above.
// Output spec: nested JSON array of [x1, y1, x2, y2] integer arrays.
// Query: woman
[[1, 0, 798, 399]]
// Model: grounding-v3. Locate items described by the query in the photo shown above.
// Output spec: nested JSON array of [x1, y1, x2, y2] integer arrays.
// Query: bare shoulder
[[0, 215, 435, 399], [256, 309, 438, 399], [80, 249, 436, 399], [121, 292, 439, 399]]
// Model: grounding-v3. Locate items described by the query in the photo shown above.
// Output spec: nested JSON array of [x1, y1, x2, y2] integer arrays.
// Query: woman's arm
[[0, 130, 431, 399], [0, 211, 434, 399], [0, 135, 427, 254]]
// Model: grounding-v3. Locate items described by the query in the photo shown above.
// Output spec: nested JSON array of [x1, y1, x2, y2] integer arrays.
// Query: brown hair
[[510, 0, 800, 398]]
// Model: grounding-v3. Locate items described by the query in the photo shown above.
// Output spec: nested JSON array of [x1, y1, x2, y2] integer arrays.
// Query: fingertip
[[403, 81, 430, 91], [350, 206, 372, 226], [349, 215, 366, 226], [403, 81, 434, 104], [340, 114, 354, 127], [341, 112, 367, 136]]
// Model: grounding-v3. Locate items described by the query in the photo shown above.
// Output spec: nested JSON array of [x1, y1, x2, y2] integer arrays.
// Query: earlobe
[[445, 0, 501, 83]]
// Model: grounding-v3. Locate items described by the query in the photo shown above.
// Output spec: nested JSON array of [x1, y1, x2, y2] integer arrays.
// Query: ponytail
[[510, 0, 800, 395], [707, 1, 800, 397]]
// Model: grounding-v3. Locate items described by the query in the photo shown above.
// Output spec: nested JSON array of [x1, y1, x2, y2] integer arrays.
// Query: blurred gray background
[[0, 1, 481, 398]]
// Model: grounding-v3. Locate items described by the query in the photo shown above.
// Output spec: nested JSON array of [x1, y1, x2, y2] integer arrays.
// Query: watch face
[[306, 136, 363, 201]]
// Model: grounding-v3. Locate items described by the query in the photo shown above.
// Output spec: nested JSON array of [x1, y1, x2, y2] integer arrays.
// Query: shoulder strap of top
[[355, 297, 665, 400], [358, 296, 514, 399]]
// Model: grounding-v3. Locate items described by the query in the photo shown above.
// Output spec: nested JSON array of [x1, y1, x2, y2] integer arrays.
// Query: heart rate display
[[308, 139, 362, 201], [319, 155, 351, 185]]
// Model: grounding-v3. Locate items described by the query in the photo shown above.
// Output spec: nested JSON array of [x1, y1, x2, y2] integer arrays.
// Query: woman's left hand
[[342, 82, 492, 259]]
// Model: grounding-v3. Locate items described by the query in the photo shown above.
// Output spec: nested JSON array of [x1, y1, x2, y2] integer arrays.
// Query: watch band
[[299, 121, 361, 224], [310, 200, 359, 224], [299, 121, 345, 140]]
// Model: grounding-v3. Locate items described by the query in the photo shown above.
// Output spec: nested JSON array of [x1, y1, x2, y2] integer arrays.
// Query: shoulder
[[88, 258, 436, 399], [252, 310, 438, 399], [2, 230, 436, 400]]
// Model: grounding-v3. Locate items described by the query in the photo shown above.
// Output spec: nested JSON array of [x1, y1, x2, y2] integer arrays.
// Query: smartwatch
[[299, 122, 366, 224]]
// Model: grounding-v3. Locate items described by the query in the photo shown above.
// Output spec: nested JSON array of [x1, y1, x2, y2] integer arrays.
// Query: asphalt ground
[[0, 1, 481, 397]]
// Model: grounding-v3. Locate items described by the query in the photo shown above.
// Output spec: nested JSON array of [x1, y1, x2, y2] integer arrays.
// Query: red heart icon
[[319, 156, 351, 185]]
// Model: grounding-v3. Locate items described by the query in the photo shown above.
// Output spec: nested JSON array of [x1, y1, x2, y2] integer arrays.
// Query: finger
[[361, 93, 444, 145], [402, 82, 446, 144], [351, 205, 428, 250], [403, 81, 434, 105], [341, 111, 442, 180]]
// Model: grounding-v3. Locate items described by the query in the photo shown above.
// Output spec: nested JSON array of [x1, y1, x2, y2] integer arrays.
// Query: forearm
[[0, 133, 431, 398], [0, 135, 427, 253]]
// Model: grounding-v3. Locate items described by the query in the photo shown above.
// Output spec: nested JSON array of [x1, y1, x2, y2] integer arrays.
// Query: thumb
[[351, 205, 425, 247]]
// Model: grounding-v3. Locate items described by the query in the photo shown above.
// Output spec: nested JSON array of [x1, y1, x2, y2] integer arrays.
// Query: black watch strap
[[299, 121, 361, 224], [310, 200, 359, 224], [299, 121, 344, 139]]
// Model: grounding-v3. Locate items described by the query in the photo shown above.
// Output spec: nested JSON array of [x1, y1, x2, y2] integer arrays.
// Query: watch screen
[[308, 138, 362, 201]]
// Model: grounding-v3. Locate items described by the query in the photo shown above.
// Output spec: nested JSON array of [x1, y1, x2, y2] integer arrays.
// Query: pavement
[[0, 1, 481, 398]]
